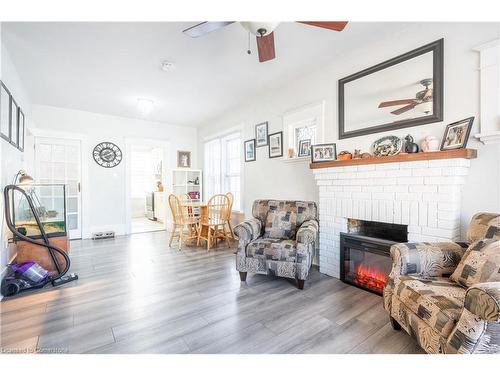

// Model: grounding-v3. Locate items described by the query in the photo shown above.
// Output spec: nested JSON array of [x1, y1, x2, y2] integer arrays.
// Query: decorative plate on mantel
[[371, 135, 403, 157]]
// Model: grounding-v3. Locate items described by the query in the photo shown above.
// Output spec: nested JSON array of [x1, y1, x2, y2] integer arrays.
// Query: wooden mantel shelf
[[309, 149, 477, 169]]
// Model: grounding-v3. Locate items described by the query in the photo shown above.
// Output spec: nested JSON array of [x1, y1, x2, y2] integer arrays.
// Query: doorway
[[129, 143, 166, 234], [34, 137, 82, 239]]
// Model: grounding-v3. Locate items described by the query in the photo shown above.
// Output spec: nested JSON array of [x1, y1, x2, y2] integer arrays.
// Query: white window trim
[[282, 101, 325, 163]]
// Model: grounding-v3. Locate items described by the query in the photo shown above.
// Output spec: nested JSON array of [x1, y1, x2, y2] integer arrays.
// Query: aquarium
[[12, 184, 67, 238]]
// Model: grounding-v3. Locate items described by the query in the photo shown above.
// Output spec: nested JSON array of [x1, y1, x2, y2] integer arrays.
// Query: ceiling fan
[[378, 78, 433, 115], [182, 21, 348, 63]]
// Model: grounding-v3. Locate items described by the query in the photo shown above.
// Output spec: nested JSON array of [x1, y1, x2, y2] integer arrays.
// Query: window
[[204, 132, 241, 211], [293, 118, 317, 154], [283, 101, 324, 159]]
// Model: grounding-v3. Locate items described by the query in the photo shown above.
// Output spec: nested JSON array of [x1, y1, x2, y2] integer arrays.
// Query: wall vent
[[92, 231, 115, 240]]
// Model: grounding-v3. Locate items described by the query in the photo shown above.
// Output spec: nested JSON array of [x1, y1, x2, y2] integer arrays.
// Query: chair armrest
[[389, 241, 466, 278], [234, 218, 262, 243], [296, 219, 319, 245], [465, 282, 500, 322]]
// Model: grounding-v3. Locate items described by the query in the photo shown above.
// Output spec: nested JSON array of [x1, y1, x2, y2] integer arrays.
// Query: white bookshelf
[[171, 169, 203, 202]]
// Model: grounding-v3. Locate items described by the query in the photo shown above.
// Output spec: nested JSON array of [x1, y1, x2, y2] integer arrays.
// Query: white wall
[[31, 105, 197, 238], [197, 22, 500, 239], [0, 28, 34, 289]]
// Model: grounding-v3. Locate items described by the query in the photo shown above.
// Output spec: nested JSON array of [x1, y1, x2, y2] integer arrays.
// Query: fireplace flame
[[353, 264, 388, 293]]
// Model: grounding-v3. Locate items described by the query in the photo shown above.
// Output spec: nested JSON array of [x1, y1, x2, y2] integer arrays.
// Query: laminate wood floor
[[0, 231, 424, 354]]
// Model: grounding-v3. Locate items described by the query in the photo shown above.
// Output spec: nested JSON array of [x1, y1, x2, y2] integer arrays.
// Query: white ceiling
[[2, 22, 411, 127]]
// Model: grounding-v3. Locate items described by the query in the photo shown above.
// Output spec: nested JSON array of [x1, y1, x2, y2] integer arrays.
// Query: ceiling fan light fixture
[[240, 22, 280, 36]]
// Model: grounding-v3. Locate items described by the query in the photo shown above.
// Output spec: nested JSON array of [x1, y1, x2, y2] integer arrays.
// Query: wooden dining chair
[[197, 194, 231, 251], [168, 194, 199, 250]]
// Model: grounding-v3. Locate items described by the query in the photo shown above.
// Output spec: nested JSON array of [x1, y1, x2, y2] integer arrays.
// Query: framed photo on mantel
[[255, 121, 269, 147]]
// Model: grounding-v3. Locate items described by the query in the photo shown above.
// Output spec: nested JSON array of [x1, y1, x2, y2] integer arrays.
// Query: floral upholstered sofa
[[233, 200, 318, 289], [384, 212, 500, 354]]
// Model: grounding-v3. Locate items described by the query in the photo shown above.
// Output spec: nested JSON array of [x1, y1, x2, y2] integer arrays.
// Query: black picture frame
[[17, 109, 25, 151], [10, 96, 19, 147], [0, 81, 12, 143], [440, 117, 474, 151], [311, 143, 337, 163], [268, 131, 283, 158], [255, 121, 269, 147], [338, 39, 444, 139], [244, 139, 256, 162], [298, 139, 311, 157]]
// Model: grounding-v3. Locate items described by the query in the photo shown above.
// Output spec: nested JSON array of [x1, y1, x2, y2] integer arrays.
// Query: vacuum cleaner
[[1, 184, 78, 297]]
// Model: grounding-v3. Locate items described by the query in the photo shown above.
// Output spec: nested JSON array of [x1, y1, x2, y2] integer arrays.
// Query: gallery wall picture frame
[[268, 131, 283, 158], [298, 139, 311, 157], [440, 117, 474, 151], [311, 143, 337, 163], [255, 121, 269, 147], [177, 150, 192, 168], [17, 109, 25, 151], [244, 139, 256, 162], [0, 81, 12, 143], [10, 97, 19, 147]]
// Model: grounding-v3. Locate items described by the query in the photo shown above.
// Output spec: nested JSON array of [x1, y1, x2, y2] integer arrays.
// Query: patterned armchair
[[384, 212, 500, 354], [234, 200, 318, 289]]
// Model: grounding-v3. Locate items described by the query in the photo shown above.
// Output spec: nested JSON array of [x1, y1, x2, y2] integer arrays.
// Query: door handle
[[78, 182, 81, 193]]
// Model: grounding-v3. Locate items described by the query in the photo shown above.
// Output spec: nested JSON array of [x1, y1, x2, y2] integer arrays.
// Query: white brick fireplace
[[313, 156, 473, 278]]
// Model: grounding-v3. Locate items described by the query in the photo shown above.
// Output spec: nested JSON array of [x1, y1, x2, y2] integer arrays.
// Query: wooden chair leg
[[207, 226, 212, 252], [179, 229, 183, 250], [197, 224, 202, 246], [297, 279, 305, 290], [169, 225, 176, 247], [239, 272, 247, 281]]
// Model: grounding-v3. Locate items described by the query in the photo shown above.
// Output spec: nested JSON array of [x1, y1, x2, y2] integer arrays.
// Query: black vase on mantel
[[404, 135, 419, 153]]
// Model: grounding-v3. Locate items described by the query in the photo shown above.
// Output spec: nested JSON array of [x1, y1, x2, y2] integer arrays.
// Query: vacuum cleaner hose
[[3, 185, 71, 280]]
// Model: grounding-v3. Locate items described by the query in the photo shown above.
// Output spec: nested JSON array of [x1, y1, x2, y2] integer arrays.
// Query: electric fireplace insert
[[340, 219, 407, 295]]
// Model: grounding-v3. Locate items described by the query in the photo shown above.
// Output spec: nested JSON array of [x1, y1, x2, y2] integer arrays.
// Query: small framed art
[[177, 150, 191, 168], [244, 139, 256, 162], [268, 131, 283, 158], [440, 117, 474, 151], [255, 122, 268, 147], [311, 143, 337, 163], [297, 139, 311, 157]]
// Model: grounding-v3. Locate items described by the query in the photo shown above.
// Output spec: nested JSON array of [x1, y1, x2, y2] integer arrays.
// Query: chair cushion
[[485, 225, 500, 240], [467, 213, 500, 243], [394, 275, 466, 337], [450, 239, 500, 288], [263, 209, 297, 240], [246, 238, 297, 262]]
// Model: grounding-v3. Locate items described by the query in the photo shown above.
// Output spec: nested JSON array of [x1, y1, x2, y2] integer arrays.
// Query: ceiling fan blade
[[378, 99, 417, 108], [182, 21, 235, 38], [297, 21, 348, 32], [256, 32, 276, 62], [391, 103, 418, 115]]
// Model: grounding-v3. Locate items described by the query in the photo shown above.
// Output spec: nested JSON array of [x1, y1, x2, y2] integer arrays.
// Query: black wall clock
[[93, 142, 122, 168]]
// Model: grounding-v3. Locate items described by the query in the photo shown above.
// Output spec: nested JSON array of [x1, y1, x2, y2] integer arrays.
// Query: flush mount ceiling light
[[161, 60, 175, 71], [137, 98, 154, 116]]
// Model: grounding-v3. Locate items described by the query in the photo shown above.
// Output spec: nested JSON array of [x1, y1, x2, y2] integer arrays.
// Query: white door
[[35, 137, 82, 239]]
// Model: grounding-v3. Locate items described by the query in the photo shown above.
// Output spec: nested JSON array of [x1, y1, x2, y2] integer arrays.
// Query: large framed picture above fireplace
[[338, 39, 444, 139]]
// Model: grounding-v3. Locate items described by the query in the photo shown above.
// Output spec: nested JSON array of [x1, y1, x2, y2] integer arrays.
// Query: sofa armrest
[[296, 219, 319, 245], [389, 241, 466, 278], [464, 282, 500, 322], [234, 218, 262, 244]]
